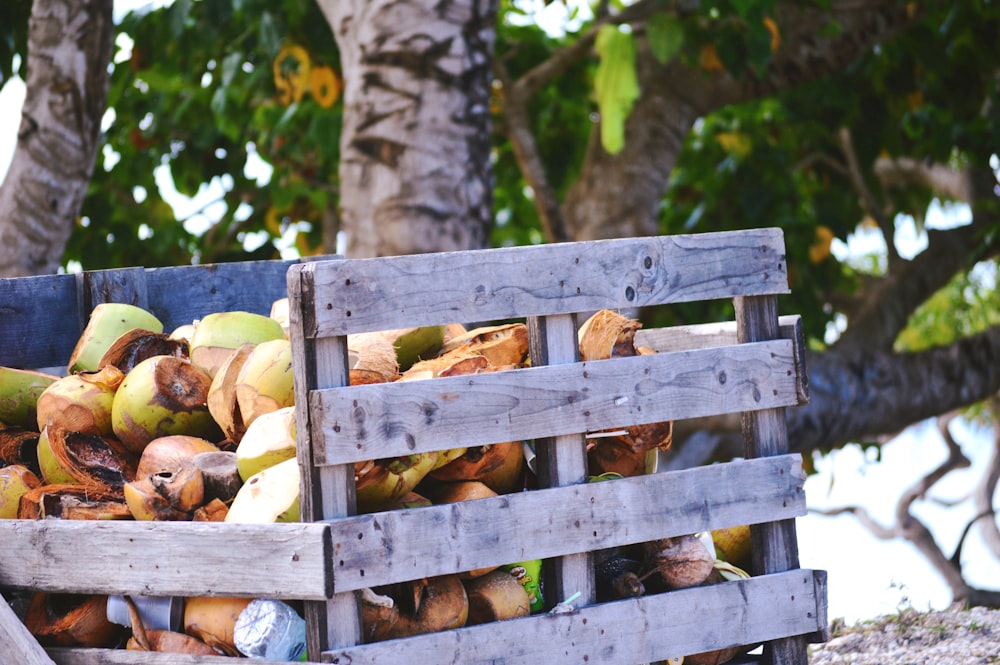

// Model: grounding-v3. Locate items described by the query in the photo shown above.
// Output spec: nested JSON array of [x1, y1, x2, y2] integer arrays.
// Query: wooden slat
[[286, 260, 363, 657], [527, 313, 594, 609], [0, 257, 323, 370], [294, 228, 788, 337], [636, 315, 809, 406], [310, 339, 798, 465], [321, 570, 826, 665], [48, 649, 318, 665], [0, 521, 332, 600], [41, 572, 826, 665], [0, 590, 55, 665], [324, 455, 805, 592], [735, 295, 808, 665]]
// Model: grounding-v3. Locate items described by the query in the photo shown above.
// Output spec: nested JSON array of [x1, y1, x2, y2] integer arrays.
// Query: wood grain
[[296, 228, 788, 337], [0, 521, 331, 600], [325, 455, 805, 592], [0, 590, 55, 664], [311, 339, 798, 465], [321, 570, 826, 665], [0, 257, 321, 370]]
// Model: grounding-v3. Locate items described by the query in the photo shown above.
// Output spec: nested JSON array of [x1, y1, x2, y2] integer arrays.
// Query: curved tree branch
[[0, 0, 114, 277], [835, 161, 1000, 353]]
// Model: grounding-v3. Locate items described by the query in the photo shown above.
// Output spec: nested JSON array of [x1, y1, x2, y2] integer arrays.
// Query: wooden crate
[[285, 228, 826, 664], [0, 231, 828, 665]]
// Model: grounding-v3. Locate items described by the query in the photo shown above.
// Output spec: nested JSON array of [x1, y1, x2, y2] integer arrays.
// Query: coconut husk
[[641, 535, 715, 591], [18, 483, 132, 520], [402, 353, 489, 380], [0, 426, 41, 474], [100, 329, 189, 374], [24, 593, 127, 648], [578, 310, 642, 361], [348, 332, 400, 382], [438, 323, 529, 367], [44, 427, 137, 490]]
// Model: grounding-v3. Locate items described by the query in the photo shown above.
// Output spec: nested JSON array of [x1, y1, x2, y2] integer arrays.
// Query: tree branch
[[813, 411, 1000, 608], [976, 397, 1000, 558], [834, 160, 1000, 353], [836, 126, 900, 266], [874, 157, 972, 204], [790, 326, 1000, 453]]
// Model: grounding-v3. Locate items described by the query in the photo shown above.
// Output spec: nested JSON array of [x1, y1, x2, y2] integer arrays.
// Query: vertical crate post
[[287, 263, 363, 658], [528, 313, 596, 608], [735, 294, 809, 665]]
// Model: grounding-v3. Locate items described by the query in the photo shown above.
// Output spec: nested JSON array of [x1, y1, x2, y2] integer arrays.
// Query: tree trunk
[[317, 0, 498, 258], [0, 0, 113, 278]]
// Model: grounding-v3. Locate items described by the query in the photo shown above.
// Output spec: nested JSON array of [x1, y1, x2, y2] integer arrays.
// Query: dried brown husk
[[642, 535, 715, 590], [578, 310, 642, 361], [44, 426, 137, 490], [136, 435, 221, 478], [402, 352, 489, 380], [429, 441, 524, 494], [99, 328, 189, 374], [0, 426, 41, 474], [18, 484, 131, 520], [24, 593, 127, 647], [35, 366, 124, 437], [587, 420, 672, 477], [206, 344, 255, 444], [362, 575, 469, 642], [348, 332, 400, 382], [438, 323, 529, 367]]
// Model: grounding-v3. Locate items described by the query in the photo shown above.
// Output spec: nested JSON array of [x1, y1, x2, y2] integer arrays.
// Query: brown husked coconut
[[24, 593, 127, 648], [429, 441, 525, 494], [578, 309, 642, 361], [17, 484, 132, 520], [642, 534, 715, 590], [347, 332, 400, 382], [362, 575, 469, 642], [41, 426, 138, 490], [206, 343, 255, 444], [463, 569, 531, 625], [122, 595, 220, 655], [99, 328, 189, 374], [438, 323, 530, 367], [35, 366, 124, 438]]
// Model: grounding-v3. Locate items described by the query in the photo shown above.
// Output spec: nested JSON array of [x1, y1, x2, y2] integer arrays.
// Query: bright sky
[[0, 0, 997, 627]]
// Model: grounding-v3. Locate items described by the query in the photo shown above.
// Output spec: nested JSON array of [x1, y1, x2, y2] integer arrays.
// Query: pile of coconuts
[[0, 302, 749, 662]]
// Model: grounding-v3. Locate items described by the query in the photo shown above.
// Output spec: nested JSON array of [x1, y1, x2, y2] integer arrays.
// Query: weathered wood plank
[[0, 590, 55, 665], [527, 313, 594, 609], [636, 315, 809, 406], [0, 521, 331, 600], [295, 228, 788, 337], [286, 261, 363, 657], [735, 295, 808, 665], [47, 649, 318, 665], [311, 339, 798, 465], [324, 455, 805, 592], [0, 257, 321, 370], [321, 570, 825, 665]]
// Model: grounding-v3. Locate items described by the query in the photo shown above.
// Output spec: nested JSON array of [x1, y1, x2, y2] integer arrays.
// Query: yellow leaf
[[699, 43, 725, 73], [309, 65, 342, 108], [907, 90, 924, 111], [715, 131, 751, 157], [273, 44, 311, 106], [763, 17, 781, 53], [808, 225, 835, 264], [264, 206, 283, 236]]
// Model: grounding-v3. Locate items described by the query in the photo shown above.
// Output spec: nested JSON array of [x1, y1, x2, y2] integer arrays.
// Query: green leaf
[[594, 25, 639, 155], [645, 12, 685, 65]]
